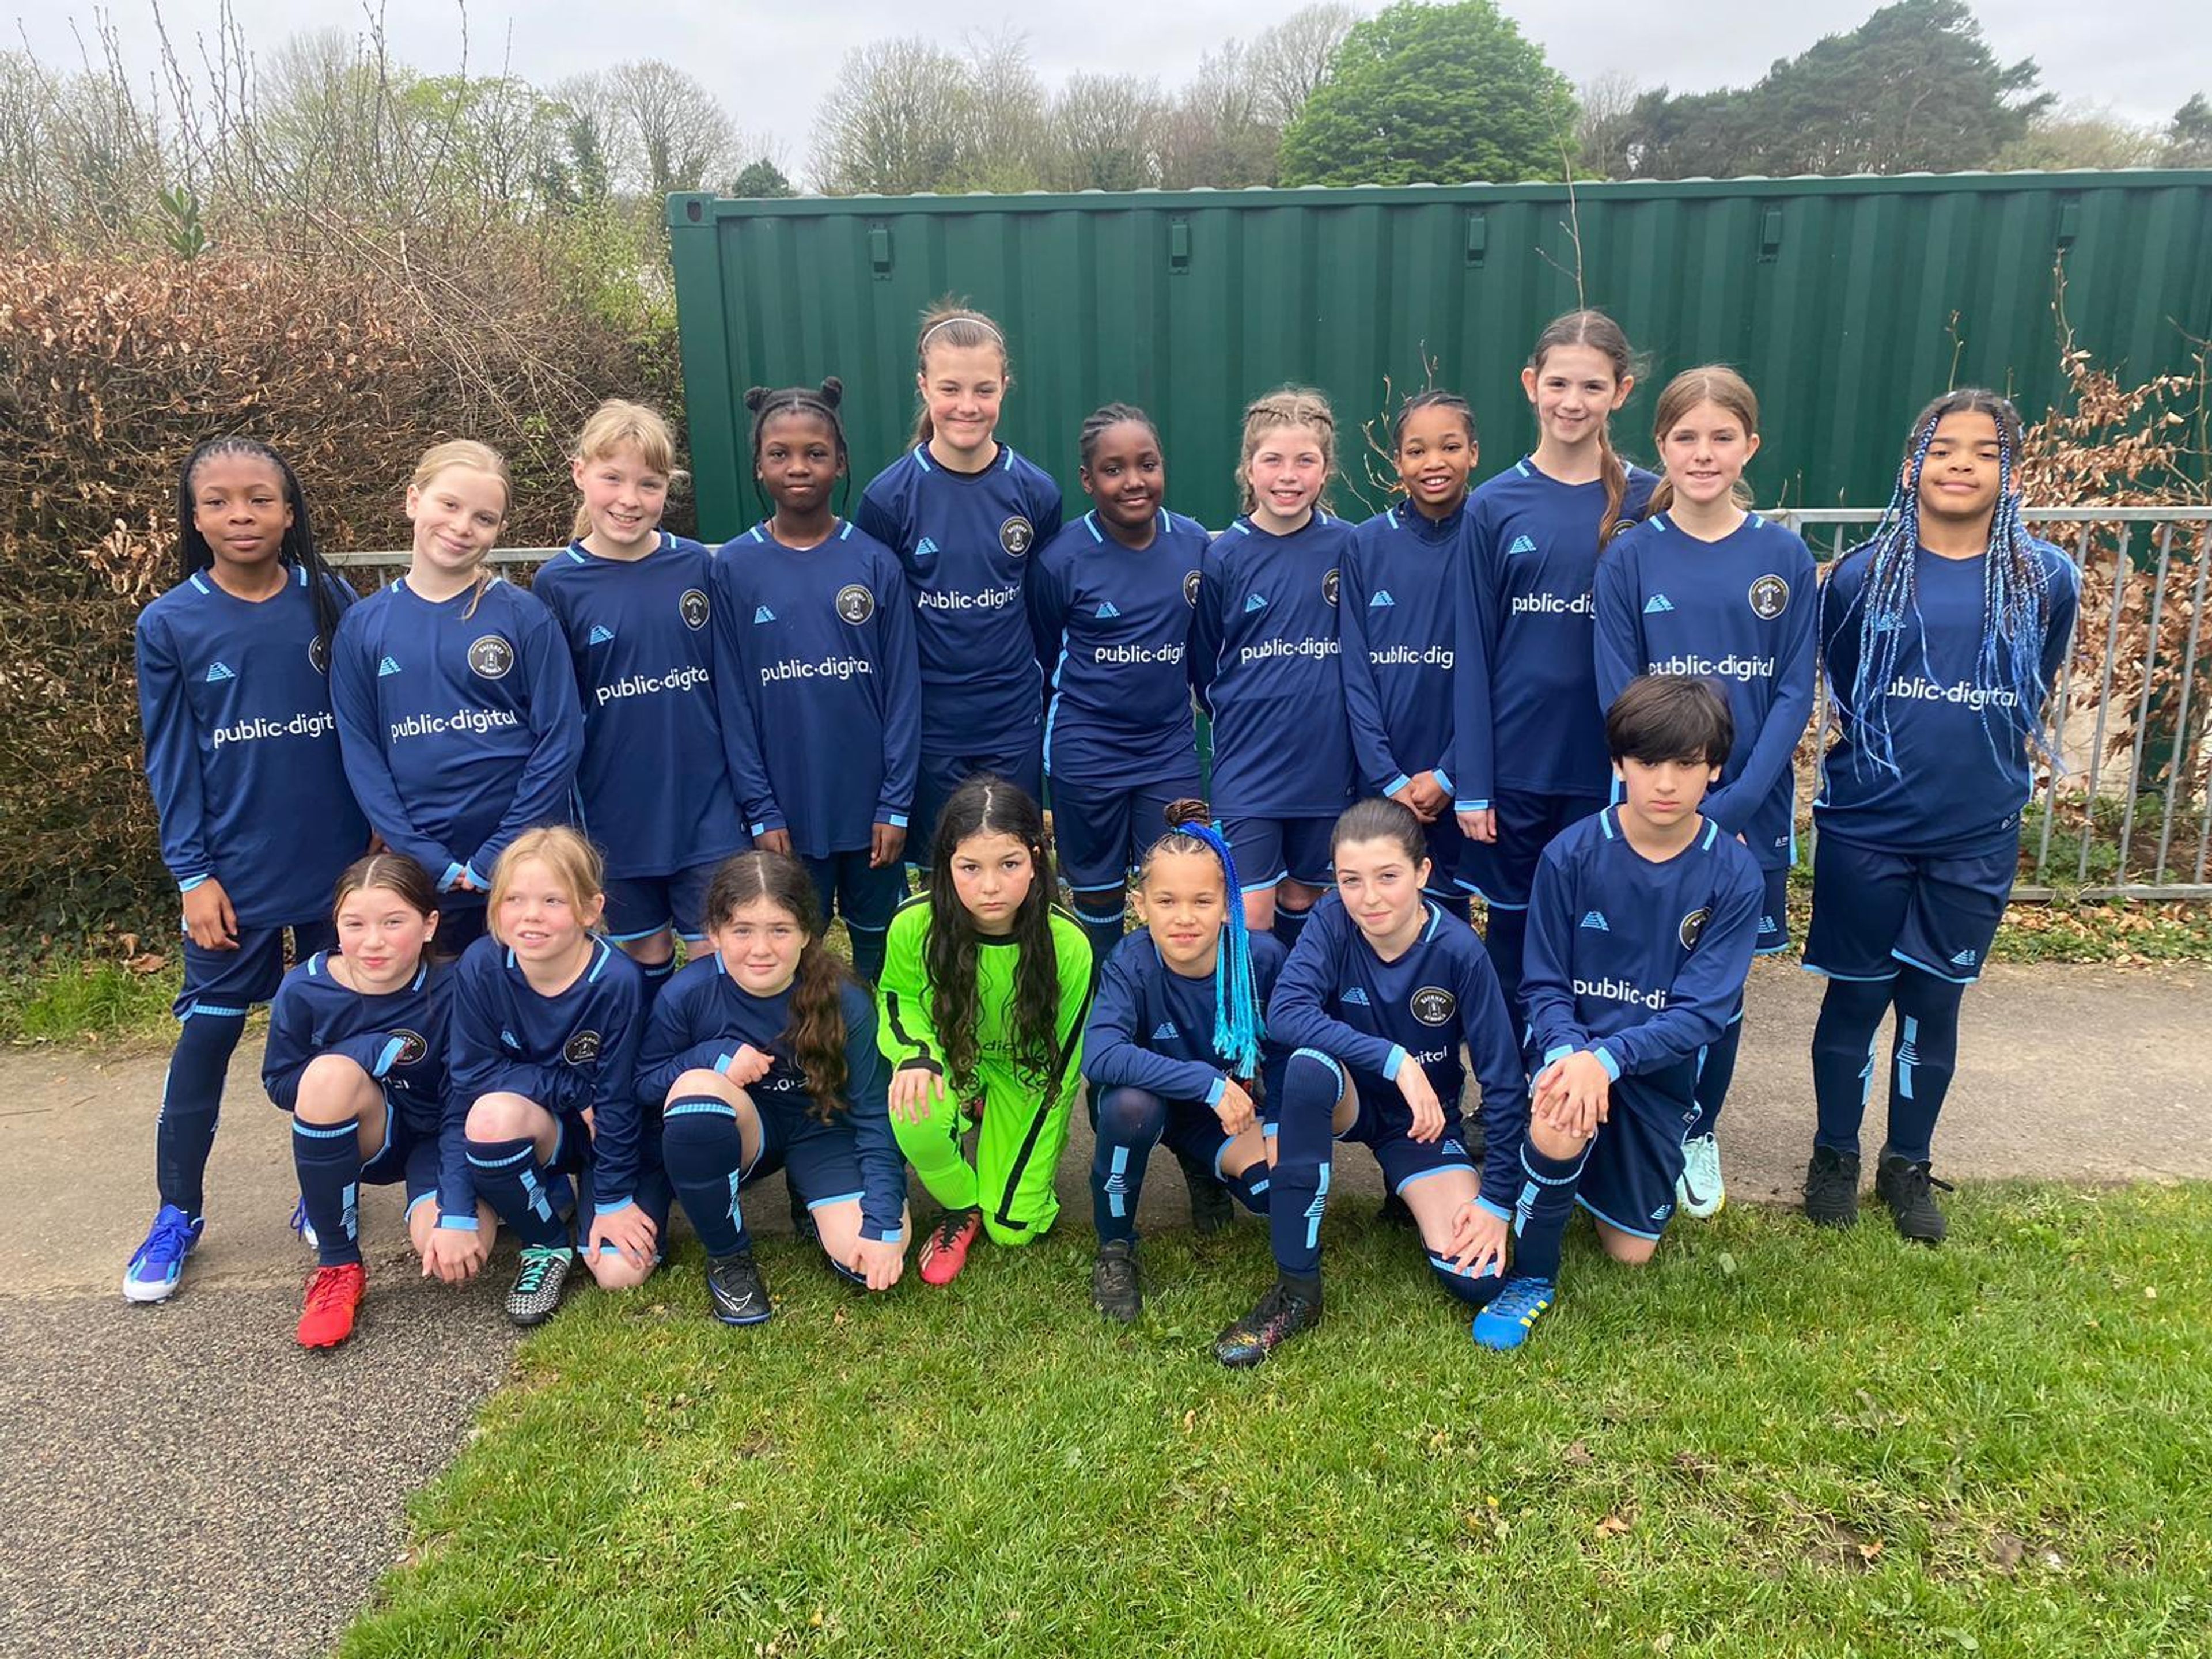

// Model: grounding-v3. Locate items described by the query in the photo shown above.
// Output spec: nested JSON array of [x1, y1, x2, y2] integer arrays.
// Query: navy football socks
[[464, 1133, 573, 1248], [1090, 1086, 1166, 1244], [661, 1097, 751, 1257], [1268, 1049, 1340, 1277], [1885, 968, 1964, 1165], [291, 1116, 365, 1267], [1509, 1139, 1589, 1286], [1811, 976, 1896, 1157], [155, 1009, 247, 1218], [1270, 902, 1312, 955]]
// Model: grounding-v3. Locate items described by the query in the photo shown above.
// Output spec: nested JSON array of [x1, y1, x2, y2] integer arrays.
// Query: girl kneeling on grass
[[1080, 801, 1291, 1324], [264, 852, 488, 1350], [452, 828, 659, 1327], [878, 775, 1092, 1285], [635, 850, 910, 1326]]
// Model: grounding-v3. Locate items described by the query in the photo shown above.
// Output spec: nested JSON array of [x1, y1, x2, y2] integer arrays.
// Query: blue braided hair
[[1136, 800, 1265, 1078], [1843, 389, 2059, 777]]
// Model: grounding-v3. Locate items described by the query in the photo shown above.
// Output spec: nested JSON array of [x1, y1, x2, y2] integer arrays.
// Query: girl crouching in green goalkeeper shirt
[[879, 775, 1092, 1285]]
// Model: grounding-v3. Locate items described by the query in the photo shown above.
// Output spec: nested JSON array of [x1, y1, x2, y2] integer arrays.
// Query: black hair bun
[[818, 377, 844, 407], [742, 386, 770, 412], [1163, 798, 1213, 830]]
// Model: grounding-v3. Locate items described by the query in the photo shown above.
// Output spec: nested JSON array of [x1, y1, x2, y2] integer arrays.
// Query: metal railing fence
[[332, 505, 2212, 902]]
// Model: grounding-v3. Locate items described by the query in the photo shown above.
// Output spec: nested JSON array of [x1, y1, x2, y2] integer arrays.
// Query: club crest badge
[[1749, 574, 1790, 620], [679, 588, 710, 630], [467, 635, 514, 679], [1323, 567, 1342, 607], [1410, 986, 1456, 1027], [1000, 516, 1035, 557], [308, 635, 331, 675], [835, 584, 876, 624], [1679, 907, 1711, 950], [391, 1029, 429, 1067], [564, 1030, 603, 1065], [1183, 569, 1203, 607]]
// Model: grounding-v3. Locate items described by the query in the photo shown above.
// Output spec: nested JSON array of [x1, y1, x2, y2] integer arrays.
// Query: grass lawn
[[342, 1182, 2211, 1658]]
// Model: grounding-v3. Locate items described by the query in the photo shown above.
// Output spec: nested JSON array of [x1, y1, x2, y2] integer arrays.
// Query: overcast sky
[[11, 0, 2203, 179]]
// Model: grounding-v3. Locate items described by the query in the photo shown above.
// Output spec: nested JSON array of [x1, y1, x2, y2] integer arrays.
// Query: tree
[[1156, 40, 1280, 188], [730, 157, 794, 197], [961, 30, 1047, 192], [1575, 70, 1643, 179], [2168, 94, 2212, 166], [604, 61, 740, 195], [1277, 0, 1576, 187], [1248, 3, 1359, 128], [1615, 0, 2049, 178], [1995, 103, 2164, 172], [1041, 73, 1164, 191]]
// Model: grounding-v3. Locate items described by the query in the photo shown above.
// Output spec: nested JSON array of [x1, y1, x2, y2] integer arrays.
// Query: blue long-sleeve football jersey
[[448, 934, 646, 1198], [263, 952, 468, 1222], [134, 565, 368, 925], [330, 577, 583, 888], [1453, 459, 1659, 809], [1594, 513, 1819, 869], [1266, 893, 1529, 1214], [1816, 540, 2079, 858], [1340, 503, 1463, 798], [855, 443, 1064, 756], [1029, 509, 1207, 791], [530, 532, 744, 879], [1522, 807, 1763, 1090], [634, 955, 903, 1243], [1188, 513, 1357, 818], [711, 519, 922, 857], [1082, 927, 1290, 1105]]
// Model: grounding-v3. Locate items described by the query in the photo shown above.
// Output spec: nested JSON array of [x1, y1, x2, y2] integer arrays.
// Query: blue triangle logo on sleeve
[[1369, 589, 1395, 608], [1643, 593, 1675, 614], [1342, 986, 1369, 1005], [1509, 534, 1539, 555], [1579, 910, 1611, 931], [377, 656, 402, 677], [753, 605, 775, 624], [203, 661, 236, 683], [1244, 592, 1268, 613], [1096, 600, 1120, 619], [588, 624, 615, 645], [915, 537, 939, 558], [1152, 1021, 1179, 1041]]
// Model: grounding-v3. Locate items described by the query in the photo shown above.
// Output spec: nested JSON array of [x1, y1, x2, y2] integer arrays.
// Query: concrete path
[[3, 959, 2207, 1657]]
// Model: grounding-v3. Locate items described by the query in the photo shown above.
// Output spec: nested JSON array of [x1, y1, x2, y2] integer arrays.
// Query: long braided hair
[[176, 436, 347, 657], [1840, 389, 2059, 775], [1132, 800, 1265, 1080]]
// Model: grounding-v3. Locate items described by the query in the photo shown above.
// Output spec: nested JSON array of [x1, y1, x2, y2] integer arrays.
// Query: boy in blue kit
[[1341, 391, 1478, 910], [1029, 404, 1209, 980], [330, 441, 583, 954], [1595, 368, 1819, 1220], [1190, 387, 1356, 949], [1454, 311, 1658, 1018], [856, 306, 1063, 858], [1804, 391, 2079, 1244], [535, 401, 745, 997], [126, 437, 369, 1302], [1474, 675, 1762, 1351], [716, 380, 921, 985], [1233, 798, 1531, 1366]]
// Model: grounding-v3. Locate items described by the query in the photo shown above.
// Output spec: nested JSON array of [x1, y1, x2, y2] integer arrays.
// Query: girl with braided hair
[[1803, 391, 2080, 1244], [1079, 800, 1291, 1324], [713, 378, 921, 984]]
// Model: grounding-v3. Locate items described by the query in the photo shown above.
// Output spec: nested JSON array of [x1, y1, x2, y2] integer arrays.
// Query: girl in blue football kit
[[1029, 403, 1210, 979], [1342, 390, 1479, 908], [716, 379, 921, 985], [126, 436, 369, 1304], [637, 850, 911, 1327], [331, 441, 584, 955], [452, 828, 657, 1327], [1190, 387, 1356, 948], [1455, 310, 1658, 1018], [1081, 800, 1289, 1324], [1224, 798, 1531, 1367], [857, 305, 1063, 858], [264, 852, 480, 1350], [533, 401, 744, 999], [1804, 391, 2078, 1245], [1595, 367, 1817, 1221]]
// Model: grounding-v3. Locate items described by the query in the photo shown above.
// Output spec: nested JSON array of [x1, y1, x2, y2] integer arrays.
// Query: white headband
[[920, 316, 1003, 350]]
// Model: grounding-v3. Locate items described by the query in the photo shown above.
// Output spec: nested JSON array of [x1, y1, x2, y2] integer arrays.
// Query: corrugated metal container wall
[[667, 174, 2212, 540]]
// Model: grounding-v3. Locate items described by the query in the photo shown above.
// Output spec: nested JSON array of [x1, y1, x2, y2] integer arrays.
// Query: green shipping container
[[667, 173, 2212, 540]]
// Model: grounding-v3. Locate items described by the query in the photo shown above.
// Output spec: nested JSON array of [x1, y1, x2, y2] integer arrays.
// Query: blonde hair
[[409, 440, 512, 618], [486, 828, 605, 945], [1236, 386, 1337, 516], [912, 302, 1010, 445], [1646, 365, 1760, 521], [570, 400, 687, 541]]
